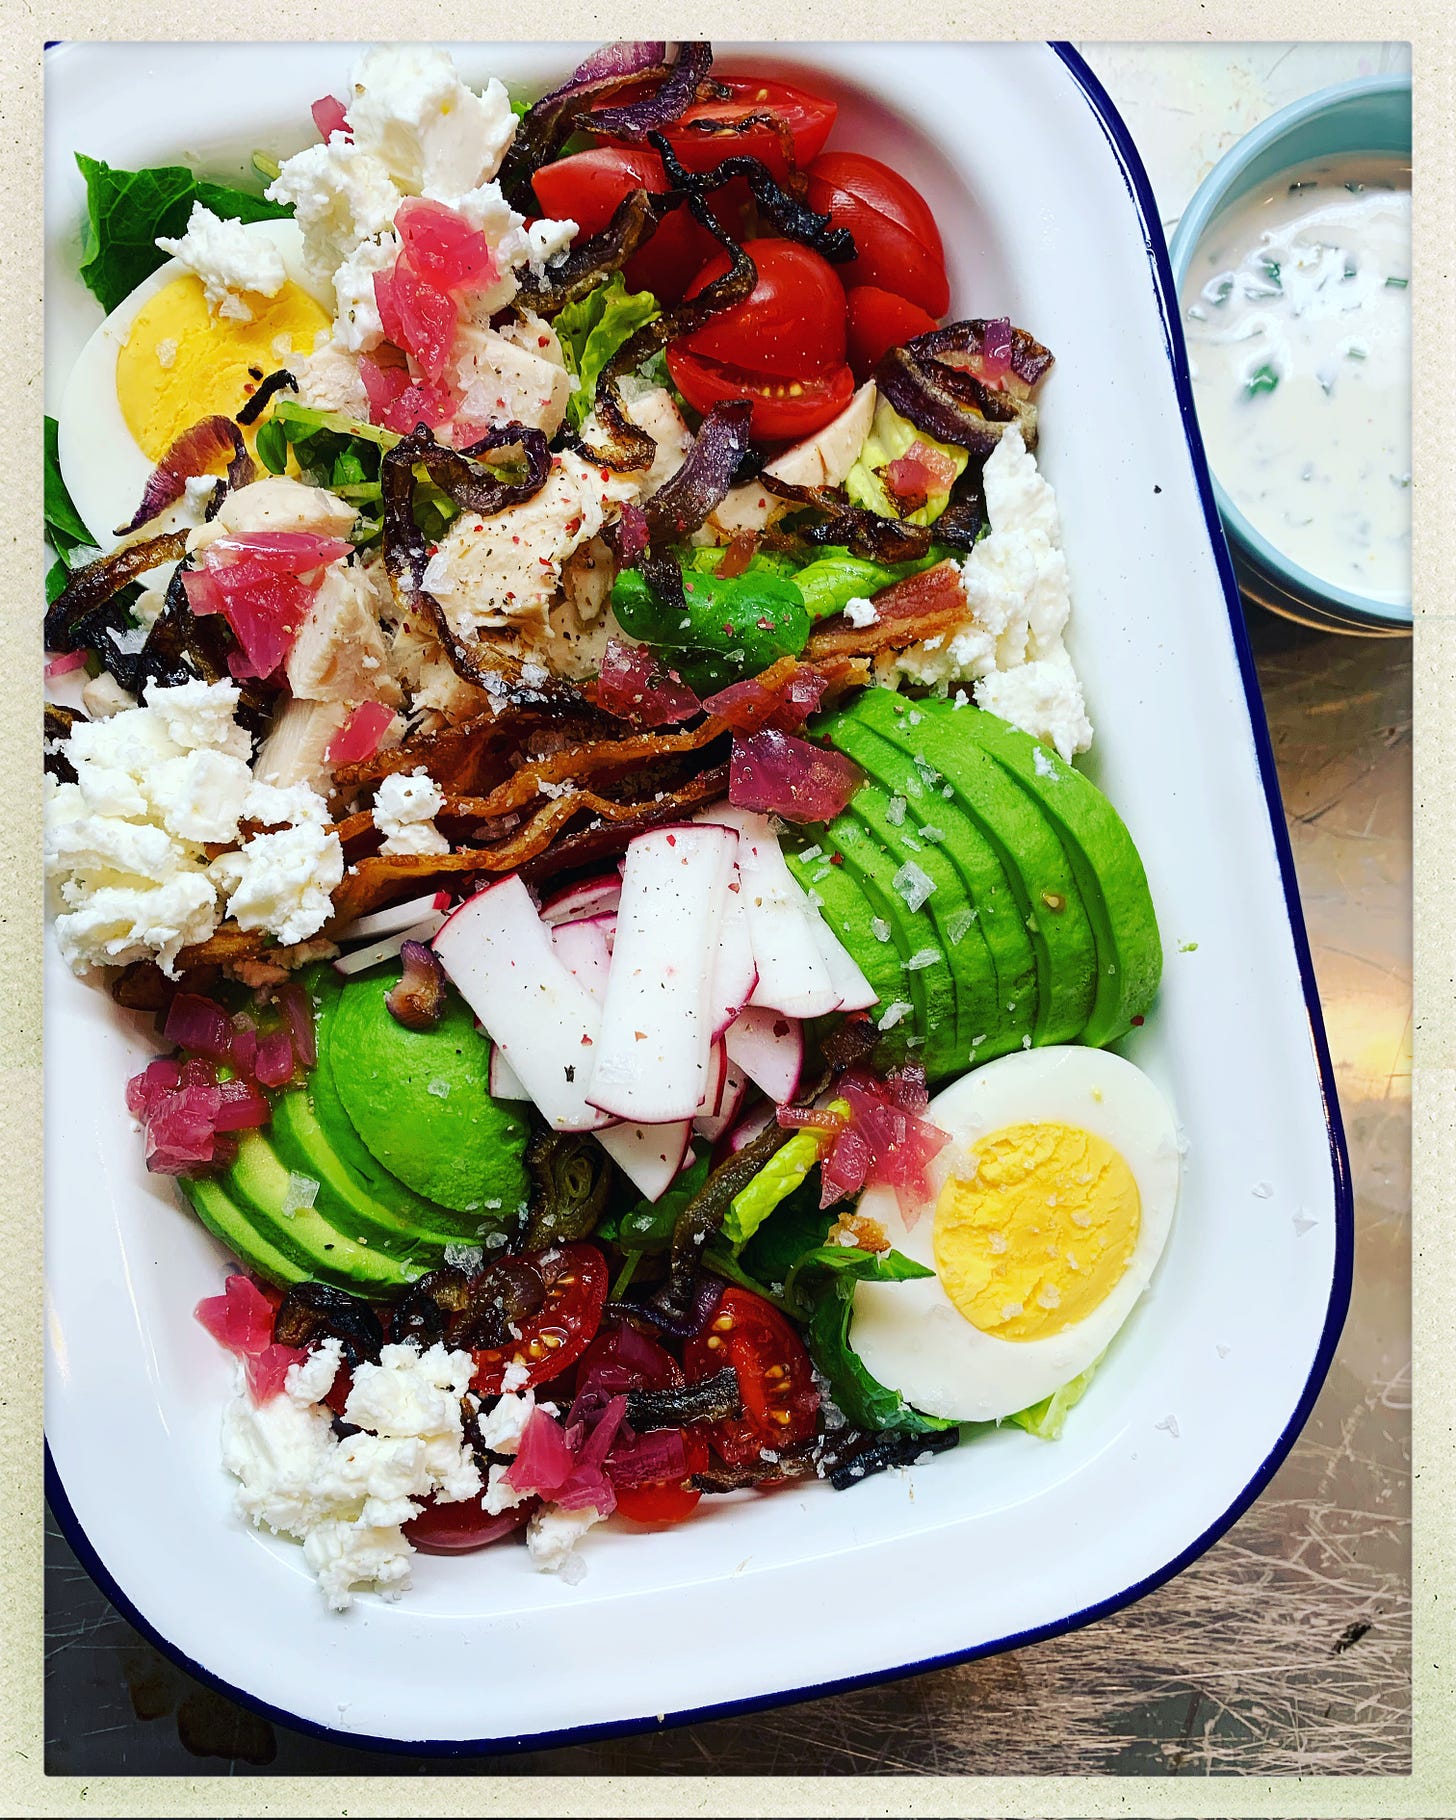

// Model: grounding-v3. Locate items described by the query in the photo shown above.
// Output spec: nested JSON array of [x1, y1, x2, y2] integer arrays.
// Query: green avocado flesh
[[326, 967, 531, 1216], [808, 692, 1161, 1068], [176, 963, 532, 1298]]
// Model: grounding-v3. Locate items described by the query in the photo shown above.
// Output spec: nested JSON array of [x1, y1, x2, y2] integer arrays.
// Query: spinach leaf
[[75, 153, 292, 315], [783, 1242, 932, 1316], [555, 273, 661, 430], [615, 1147, 711, 1254], [806, 1276, 954, 1435], [737, 1181, 834, 1289], [44, 416, 97, 567], [611, 562, 810, 694], [253, 417, 289, 476]]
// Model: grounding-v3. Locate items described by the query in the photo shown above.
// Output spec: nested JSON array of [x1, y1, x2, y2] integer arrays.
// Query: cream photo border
[[1, 3, 1446, 1814]]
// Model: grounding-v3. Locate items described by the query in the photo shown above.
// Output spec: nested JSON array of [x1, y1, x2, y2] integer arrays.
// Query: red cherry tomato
[[650, 77, 837, 184], [669, 240, 854, 441], [613, 1430, 710, 1526], [403, 1496, 530, 1555], [468, 1243, 608, 1397], [845, 286, 940, 383], [806, 153, 950, 319], [683, 1287, 819, 1465]]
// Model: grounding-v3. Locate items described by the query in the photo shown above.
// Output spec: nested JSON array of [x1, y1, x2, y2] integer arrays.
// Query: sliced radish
[[332, 914, 446, 976], [708, 864, 758, 1036], [594, 1119, 694, 1201], [433, 875, 610, 1132], [698, 1040, 727, 1115], [704, 806, 842, 1020], [585, 823, 738, 1124], [488, 1046, 530, 1101], [539, 873, 622, 927], [727, 1100, 774, 1153], [550, 915, 614, 1002], [809, 915, 879, 1013], [334, 890, 450, 945], [723, 1006, 804, 1103], [694, 1058, 748, 1142]]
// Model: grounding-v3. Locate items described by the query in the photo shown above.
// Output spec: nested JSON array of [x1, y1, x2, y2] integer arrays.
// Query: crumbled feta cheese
[[348, 46, 517, 202], [372, 768, 449, 857], [500, 1359, 530, 1394], [475, 1388, 537, 1456], [843, 595, 880, 628], [210, 812, 345, 947], [292, 331, 372, 413], [525, 215, 579, 273], [155, 203, 285, 321], [266, 134, 404, 283], [286, 1337, 345, 1406], [222, 1340, 481, 1608], [882, 427, 1092, 757], [527, 1502, 604, 1578], [482, 1462, 529, 1516]]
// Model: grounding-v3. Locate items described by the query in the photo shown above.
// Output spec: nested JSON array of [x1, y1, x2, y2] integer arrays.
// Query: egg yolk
[[933, 1122, 1140, 1341], [115, 274, 329, 462]]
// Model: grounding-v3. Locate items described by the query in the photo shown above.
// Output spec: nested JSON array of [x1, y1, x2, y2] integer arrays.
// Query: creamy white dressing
[[1181, 154, 1411, 604]]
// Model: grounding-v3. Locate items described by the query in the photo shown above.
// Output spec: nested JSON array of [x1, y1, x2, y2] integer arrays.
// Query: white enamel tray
[[44, 40, 1351, 1753]]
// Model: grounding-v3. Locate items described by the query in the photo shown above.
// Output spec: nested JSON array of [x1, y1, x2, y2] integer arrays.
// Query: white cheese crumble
[[372, 768, 449, 857], [527, 1503, 604, 1581], [221, 1340, 481, 1610], [882, 426, 1092, 759], [155, 204, 286, 321], [843, 595, 880, 628]]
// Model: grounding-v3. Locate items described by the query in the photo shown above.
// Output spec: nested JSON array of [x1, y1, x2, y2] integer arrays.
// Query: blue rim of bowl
[[43, 40, 1355, 1759], [1167, 74, 1412, 632]]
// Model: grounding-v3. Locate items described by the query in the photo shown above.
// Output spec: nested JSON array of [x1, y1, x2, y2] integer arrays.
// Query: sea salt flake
[[283, 1172, 319, 1215], [1252, 1180, 1273, 1198], [920, 825, 945, 843], [427, 1078, 452, 1098], [892, 861, 935, 911], [877, 1000, 913, 1031], [946, 908, 975, 944], [885, 795, 907, 826], [870, 917, 892, 943], [905, 948, 941, 970], [1155, 1415, 1180, 1439], [1292, 1212, 1317, 1236]]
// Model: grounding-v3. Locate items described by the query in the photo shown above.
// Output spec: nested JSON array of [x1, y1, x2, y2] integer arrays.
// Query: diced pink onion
[[394, 197, 497, 293], [311, 94, 351, 140], [704, 661, 828, 735], [503, 1406, 576, 1500], [980, 315, 1014, 385], [213, 1075, 271, 1132], [253, 1026, 295, 1089], [819, 1063, 948, 1218], [195, 1273, 275, 1356], [276, 982, 318, 1071], [728, 726, 863, 823], [373, 258, 458, 384], [162, 992, 234, 1060], [44, 649, 88, 680], [606, 1426, 688, 1489], [229, 1018, 258, 1078], [594, 639, 701, 726], [882, 439, 960, 507], [359, 349, 456, 435], [125, 1057, 181, 1118], [325, 700, 395, 767]]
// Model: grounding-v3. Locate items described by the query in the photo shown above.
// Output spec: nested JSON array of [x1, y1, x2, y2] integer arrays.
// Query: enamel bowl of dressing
[[1169, 77, 1412, 635]]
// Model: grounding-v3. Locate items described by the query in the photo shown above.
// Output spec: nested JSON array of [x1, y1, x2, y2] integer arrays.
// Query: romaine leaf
[[844, 398, 968, 528], [737, 1180, 833, 1288], [555, 272, 661, 430], [1006, 1354, 1103, 1440], [75, 153, 292, 315], [806, 1277, 954, 1435], [782, 1242, 931, 1315], [723, 1127, 825, 1248]]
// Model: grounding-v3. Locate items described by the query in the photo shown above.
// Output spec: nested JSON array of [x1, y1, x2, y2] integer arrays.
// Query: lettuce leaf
[[555, 273, 661, 430], [75, 153, 292, 315], [844, 399, 967, 528], [44, 416, 96, 567], [1006, 1354, 1103, 1440], [806, 1275, 954, 1435]]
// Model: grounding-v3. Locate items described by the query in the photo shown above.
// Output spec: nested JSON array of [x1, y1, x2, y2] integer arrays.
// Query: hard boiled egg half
[[56, 218, 332, 552], [852, 1046, 1181, 1424]]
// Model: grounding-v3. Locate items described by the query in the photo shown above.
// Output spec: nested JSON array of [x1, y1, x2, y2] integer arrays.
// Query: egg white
[[56, 218, 330, 555], [851, 1046, 1181, 1423]]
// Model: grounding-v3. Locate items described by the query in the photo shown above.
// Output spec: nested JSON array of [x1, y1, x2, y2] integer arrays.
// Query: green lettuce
[[75, 154, 293, 316], [1006, 1355, 1103, 1440], [806, 1275, 955, 1436], [555, 273, 661, 430], [45, 416, 96, 568], [845, 399, 968, 528]]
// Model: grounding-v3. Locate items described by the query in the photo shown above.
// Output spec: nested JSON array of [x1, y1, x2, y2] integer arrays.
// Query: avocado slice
[[837, 691, 1098, 1046], [959, 710, 1163, 1045], [839, 781, 990, 1069], [327, 968, 531, 1217], [178, 1173, 310, 1290], [824, 713, 1037, 1060], [219, 1129, 428, 1291], [782, 843, 911, 1064]]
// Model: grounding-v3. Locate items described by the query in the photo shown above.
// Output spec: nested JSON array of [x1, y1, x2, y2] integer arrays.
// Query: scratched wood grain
[[43, 607, 1412, 1777]]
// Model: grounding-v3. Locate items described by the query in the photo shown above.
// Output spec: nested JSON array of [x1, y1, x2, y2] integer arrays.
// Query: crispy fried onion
[[805, 559, 971, 662], [648, 133, 855, 264], [236, 368, 299, 426], [44, 530, 190, 654], [876, 319, 1054, 458], [328, 763, 730, 925], [379, 424, 583, 708], [515, 187, 679, 317], [119, 416, 253, 535], [589, 40, 714, 138], [437, 715, 728, 819], [643, 398, 754, 543], [757, 476, 941, 563], [498, 41, 705, 208], [576, 204, 757, 471]]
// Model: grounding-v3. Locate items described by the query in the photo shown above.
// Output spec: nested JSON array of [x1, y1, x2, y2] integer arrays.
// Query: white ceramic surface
[[44, 40, 1349, 1750]]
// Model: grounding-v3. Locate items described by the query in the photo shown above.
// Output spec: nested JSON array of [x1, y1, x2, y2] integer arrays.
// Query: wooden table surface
[[43, 44, 1412, 1779]]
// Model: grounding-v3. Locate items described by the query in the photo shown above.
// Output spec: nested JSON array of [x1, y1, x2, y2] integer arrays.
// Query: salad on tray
[[44, 40, 1179, 1605]]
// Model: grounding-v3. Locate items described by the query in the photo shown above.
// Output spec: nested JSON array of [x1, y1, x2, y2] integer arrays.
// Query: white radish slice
[[723, 1005, 804, 1103], [594, 1119, 694, 1202], [694, 1058, 748, 1142], [698, 1040, 727, 1115], [705, 807, 842, 1019], [708, 865, 758, 1036], [332, 914, 446, 976], [334, 890, 449, 945], [809, 914, 879, 1013], [550, 915, 614, 1001], [585, 823, 738, 1124], [539, 874, 622, 927], [433, 875, 610, 1133], [488, 1047, 530, 1101], [727, 1100, 775, 1153]]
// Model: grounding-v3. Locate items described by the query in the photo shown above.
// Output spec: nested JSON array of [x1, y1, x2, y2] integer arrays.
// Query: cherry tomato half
[[574, 1322, 707, 1527], [403, 1496, 530, 1555], [806, 152, 950, 319], [613, 1430, 710, 1526], [469, 1243, 607, 1397], [669, 240, 853, 440], [652, 77, 837, 184], [845, 286, 940, 383], [683, 1287, 819, 1466]]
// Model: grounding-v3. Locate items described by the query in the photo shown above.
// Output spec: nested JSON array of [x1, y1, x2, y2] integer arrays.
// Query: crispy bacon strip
[[438, 718, 729, 818], [805, 560, 970, 662]]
